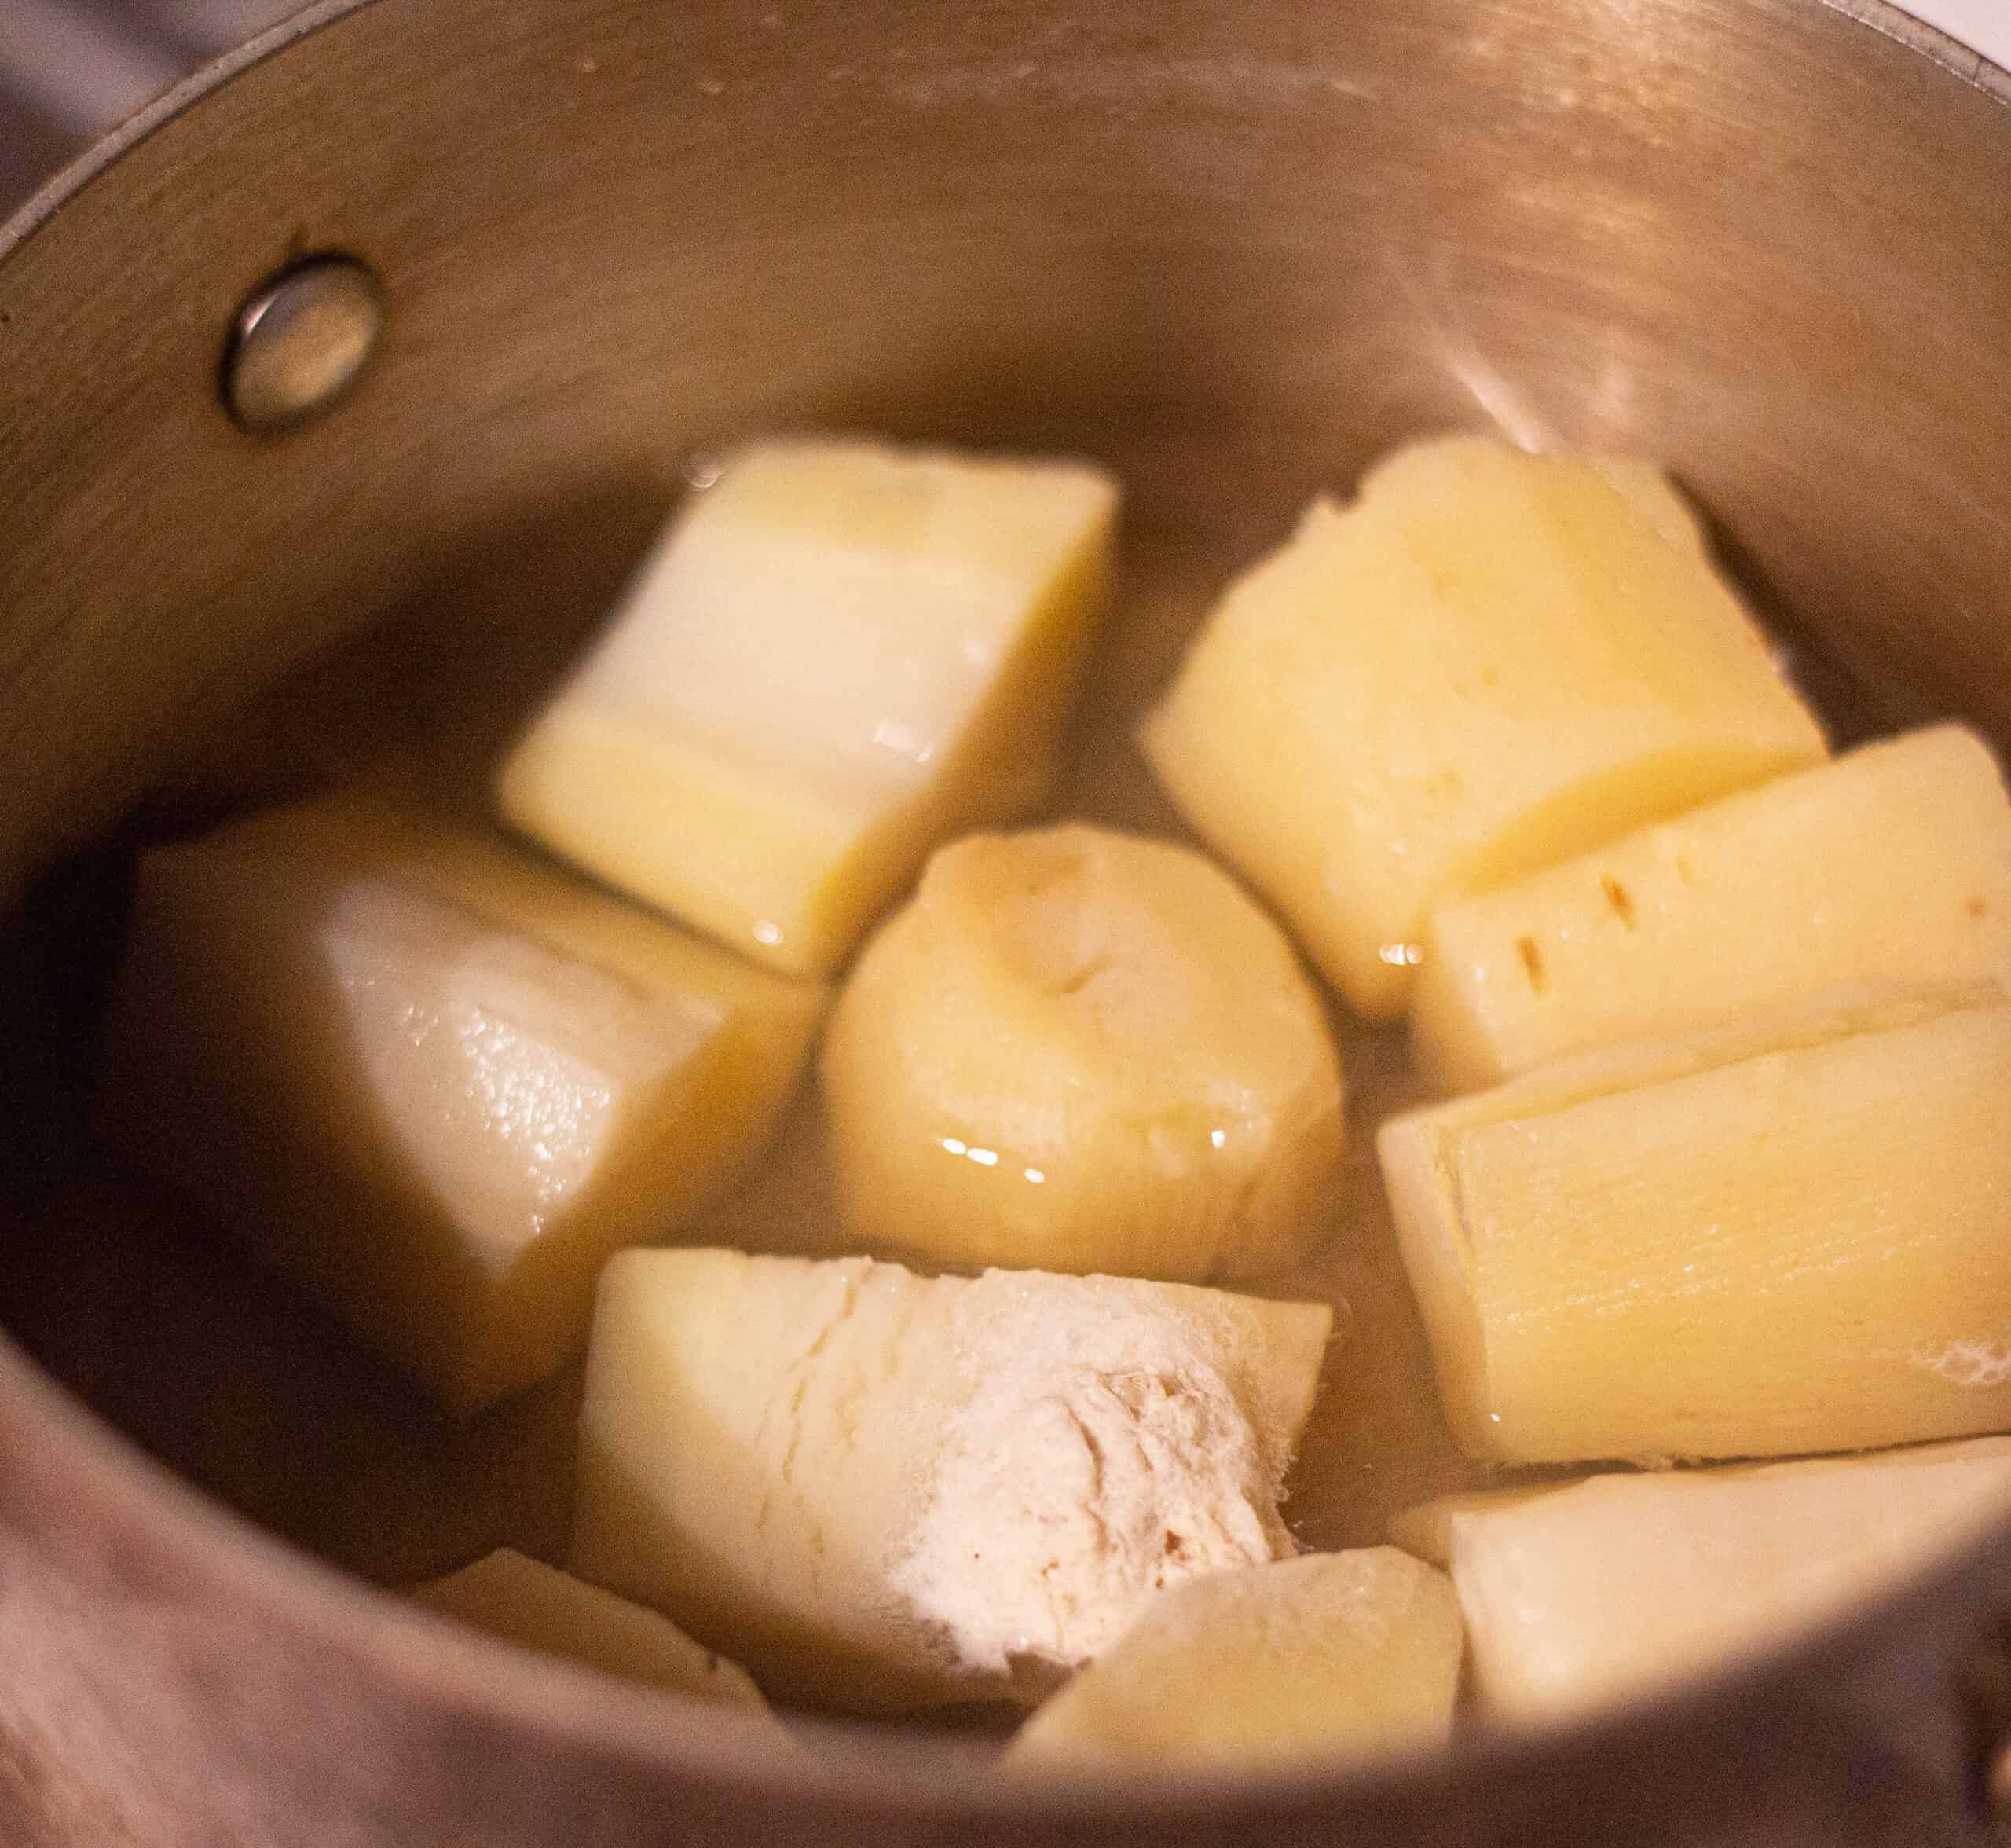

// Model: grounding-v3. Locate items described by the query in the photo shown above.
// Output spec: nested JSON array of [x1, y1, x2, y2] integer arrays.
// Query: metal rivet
[[222, 255, 383, 433]]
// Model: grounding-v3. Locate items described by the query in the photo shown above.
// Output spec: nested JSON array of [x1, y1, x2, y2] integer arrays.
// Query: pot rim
[[3, 0, 2010, 1823], [8, 1, 2006, 281]]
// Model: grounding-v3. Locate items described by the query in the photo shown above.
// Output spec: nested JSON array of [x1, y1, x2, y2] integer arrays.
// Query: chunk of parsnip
[[1141, 434, 1825, 1018], [1392, 1439, 2011, 1722], [1412, 725, 2011, 1091], [1380, 984, 2011, 1462], [822, 823, 1344, 1282], [100, 796, 827, 1410], [570, 1248, 1332, 1712], [499, 438, 1117, 976], [1006, 1548, 1463, 1770], [408, 1548, 770, 1712]]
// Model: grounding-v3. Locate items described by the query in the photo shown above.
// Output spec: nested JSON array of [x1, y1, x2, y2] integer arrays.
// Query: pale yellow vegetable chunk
[[821, 823, 1345, 1282], [1412, 725, 2011, 1092], [408, 1548, 770, 1713], [1386, 1482, 1584, 1568], [1392, 1438, 2011, 1722], [1140, 434, 1826, 1019], [498, 438, 1118, 977], [99, 797, 828, 1412], [1379, 984, 2011, 1463], [1006, 1549, 1463, 1771], [570, 1248, 1332, 1713]]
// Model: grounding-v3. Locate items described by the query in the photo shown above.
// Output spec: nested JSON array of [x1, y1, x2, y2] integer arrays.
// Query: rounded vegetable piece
[[822, 823, 1346, 1282]]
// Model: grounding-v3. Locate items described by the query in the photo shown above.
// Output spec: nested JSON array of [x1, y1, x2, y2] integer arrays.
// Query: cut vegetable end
[[822, 823, 1346, 1283]]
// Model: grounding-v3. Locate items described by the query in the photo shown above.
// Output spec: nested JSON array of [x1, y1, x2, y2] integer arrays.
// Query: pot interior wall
[[0, 0, 2009, 1791], [4, 0, 2009, 893]]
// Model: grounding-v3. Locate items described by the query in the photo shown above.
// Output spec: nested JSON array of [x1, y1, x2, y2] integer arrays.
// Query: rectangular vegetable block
[[499, 438, 1118, 977], [1380, 984, 2011, 1463], [1412, 725, 2011, 1091]]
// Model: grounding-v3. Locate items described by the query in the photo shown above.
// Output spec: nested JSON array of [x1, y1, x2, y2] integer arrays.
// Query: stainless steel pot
[[4, 2, 2011, 1842]]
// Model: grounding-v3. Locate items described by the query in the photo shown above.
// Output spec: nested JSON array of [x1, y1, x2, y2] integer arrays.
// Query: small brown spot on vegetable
[[1517, 935, 1547, 994], [1602, 875, 1636, 929], [1970, 896, 1990, 922]]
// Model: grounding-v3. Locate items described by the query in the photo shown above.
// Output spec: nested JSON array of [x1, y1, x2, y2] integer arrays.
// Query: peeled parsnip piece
[[498, 438, 1118, 977], [1387, 1482, 1585, 1569], [99, 797, 828, 1412], [1412, 725, 2011, 1093], [1006, 1549, 1463, 1771], [1139, 434, 1826, 1019], [1380, 983, 2011, 1463], [821, 823, 1345, 1282], [408, 1548, 770, 1713], [1393, 1438, 2011, 1722], [570, 1248, 1332, 1713]]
